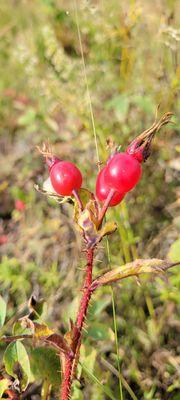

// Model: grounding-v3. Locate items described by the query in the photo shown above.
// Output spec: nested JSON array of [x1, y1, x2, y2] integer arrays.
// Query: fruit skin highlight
[[50, 161, 82, 196], [104, 152, 142, 193], [96, 167, 124, 206]]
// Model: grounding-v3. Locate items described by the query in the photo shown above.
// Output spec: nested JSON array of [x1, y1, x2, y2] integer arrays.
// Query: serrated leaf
[[0, 296, 6, 329], [30, 347, 60, 387], [3, 341, 31, 390], [0, 378, 9, 397]]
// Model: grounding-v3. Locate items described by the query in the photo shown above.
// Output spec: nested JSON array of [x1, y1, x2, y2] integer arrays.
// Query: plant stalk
[[98, 188, 115, 227], [60, 248, 94, 400]]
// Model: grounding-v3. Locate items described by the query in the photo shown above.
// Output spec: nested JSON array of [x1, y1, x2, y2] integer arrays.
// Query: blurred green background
[[0, 0, 179, 399]]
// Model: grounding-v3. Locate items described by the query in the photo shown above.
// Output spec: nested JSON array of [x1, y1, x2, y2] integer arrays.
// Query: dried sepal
[[36, 140, 53, 159], [91, 259, 179, 290], [34, 182, 72, 204]]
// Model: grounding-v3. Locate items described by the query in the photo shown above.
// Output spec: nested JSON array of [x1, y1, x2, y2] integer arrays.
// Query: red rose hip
[[104, 152, 142, 193], [50, 161, 82, 196], [96, 167, 124, 207]]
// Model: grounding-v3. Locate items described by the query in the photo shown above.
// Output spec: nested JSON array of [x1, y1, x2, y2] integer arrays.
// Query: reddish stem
[[98, 188, 115, 227], [60, 248, 94, 400], [60, 357, 73, 400]]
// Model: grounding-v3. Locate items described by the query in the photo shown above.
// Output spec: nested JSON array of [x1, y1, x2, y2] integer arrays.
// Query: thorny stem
[[98, 188, 116, 227], [60, 248, 94, 400]]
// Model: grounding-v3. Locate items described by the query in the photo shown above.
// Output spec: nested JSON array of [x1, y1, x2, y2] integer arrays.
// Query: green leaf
[[81, 348, 97, 374], [132, 94, 155, 114], [106, 94, 129, 122], [168, 239, 180, 262], [87, 323, 111, 341], [18, 107, 36, 126], [0, 378, 9, 398], [30, 347, 60, 387], [3, 341, 31, 390], [0, 296, 6, 329], [12, 321, 33, 336], [71, 381, 84, 400], [89, 298, 111, 319]]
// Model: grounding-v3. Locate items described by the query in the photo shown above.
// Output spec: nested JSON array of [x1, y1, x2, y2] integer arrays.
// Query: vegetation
[[0, 1, 179, 399]]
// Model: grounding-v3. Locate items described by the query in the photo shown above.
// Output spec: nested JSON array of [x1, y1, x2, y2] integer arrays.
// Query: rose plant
[[0, 111, 179, 400]]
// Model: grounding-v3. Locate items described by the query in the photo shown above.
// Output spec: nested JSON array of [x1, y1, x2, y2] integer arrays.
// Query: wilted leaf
[[3, 341, 31, 390], [33, 322, 54, 338], [35, 182, 72, 204], [97, 221, 117, 241], [92, 259, 179, 289], [28, 295, 45, 319], [77, 208, 99, 247], [78, 188, 94, 208], [0, 296, 6, 329]]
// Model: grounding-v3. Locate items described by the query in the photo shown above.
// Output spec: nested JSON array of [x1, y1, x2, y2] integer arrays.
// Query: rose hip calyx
[[126, 111, 173, 162]]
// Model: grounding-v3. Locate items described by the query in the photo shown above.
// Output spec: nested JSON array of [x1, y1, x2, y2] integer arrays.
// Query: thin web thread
[[74, 1, 123, 398], [74, 0, 100, 168]]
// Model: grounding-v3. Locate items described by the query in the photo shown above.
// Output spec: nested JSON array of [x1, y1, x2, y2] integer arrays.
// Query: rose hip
[[104, 152, 142, 193], [50, 161, 82, 196]]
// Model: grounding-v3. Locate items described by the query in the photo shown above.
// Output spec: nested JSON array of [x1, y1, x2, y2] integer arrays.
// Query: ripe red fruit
[[104, 152, 142, 193], [96, 167, 124, 206], [50, 161, 82, 196]]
